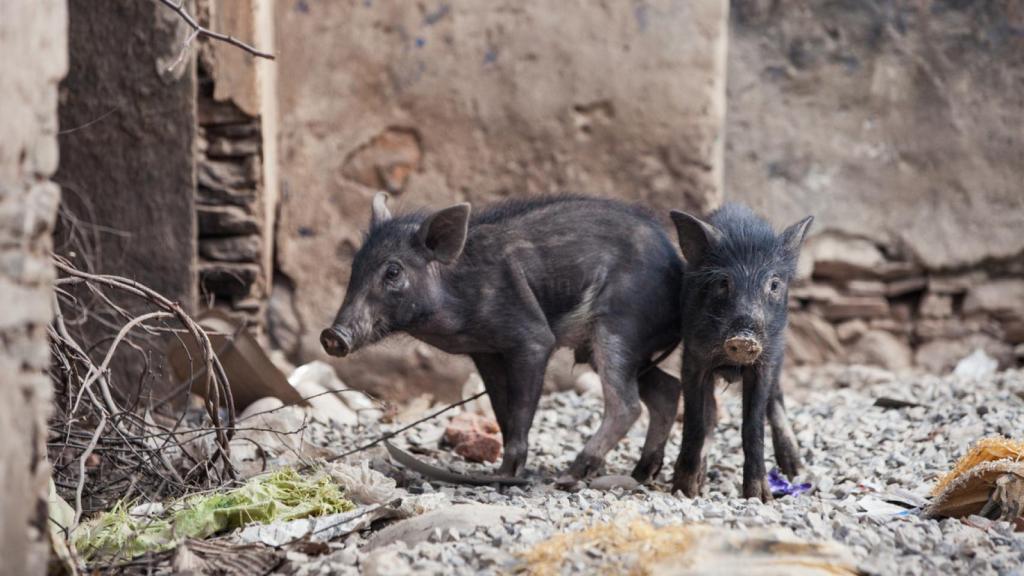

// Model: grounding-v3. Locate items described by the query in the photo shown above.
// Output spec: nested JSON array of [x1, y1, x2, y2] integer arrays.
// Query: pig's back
[[462, 195, 682, 337]]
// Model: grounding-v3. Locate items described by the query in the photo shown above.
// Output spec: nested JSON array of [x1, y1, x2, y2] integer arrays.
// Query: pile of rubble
[[786, 233, 1024, 373]]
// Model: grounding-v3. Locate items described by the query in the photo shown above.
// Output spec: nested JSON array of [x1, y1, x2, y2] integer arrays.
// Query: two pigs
[[321, 194, 812, 501]]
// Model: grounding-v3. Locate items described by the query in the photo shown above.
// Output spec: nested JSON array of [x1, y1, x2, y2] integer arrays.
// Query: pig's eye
[[714, 277, 731, 297], [383, 263, 403, 284], [767, 277, 783, 296]]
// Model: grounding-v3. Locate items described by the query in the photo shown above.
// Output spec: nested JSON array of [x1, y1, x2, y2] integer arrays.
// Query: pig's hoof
[[564, 452, 604, 481], [743, 477, 773, 502], [630, 453, 664, 483], [671, 472, 704, 498], [776, 450, 802, 479], [497, 450, 527, 477]]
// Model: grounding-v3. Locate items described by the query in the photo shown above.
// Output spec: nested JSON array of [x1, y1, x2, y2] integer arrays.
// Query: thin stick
[[74, 311, 172, 416], [322, 392, 485, 464], [156, 0, 275, 60], [74, 414, 107, 528]]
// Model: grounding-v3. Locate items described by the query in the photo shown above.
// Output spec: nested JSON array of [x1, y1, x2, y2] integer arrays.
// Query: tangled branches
[[49, 255, 237, 522]]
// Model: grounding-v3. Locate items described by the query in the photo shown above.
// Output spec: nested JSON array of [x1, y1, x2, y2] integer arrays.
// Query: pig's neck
[[406, 264, 489, 354]]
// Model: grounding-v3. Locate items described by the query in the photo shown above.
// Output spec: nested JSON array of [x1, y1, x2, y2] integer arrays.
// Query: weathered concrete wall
[[726, 0, 1024, 372], [273, 0, 729, 399], [0, 0, 67, 573], [56, 0, 197, 308]]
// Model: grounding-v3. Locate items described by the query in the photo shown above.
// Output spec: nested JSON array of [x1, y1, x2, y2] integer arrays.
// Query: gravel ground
[[287, 366, 1024, 575]]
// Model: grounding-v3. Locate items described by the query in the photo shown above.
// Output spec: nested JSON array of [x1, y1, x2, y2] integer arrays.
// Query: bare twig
[[74, 311, 172, 417], [74, 414, 107, 528], [321, 391, 485, 464], [156, 0, 275, 61]]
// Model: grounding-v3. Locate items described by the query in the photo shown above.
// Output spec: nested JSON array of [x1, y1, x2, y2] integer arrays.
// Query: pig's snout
[[320, 326, 352, 357], [724, 335, 763, 365]]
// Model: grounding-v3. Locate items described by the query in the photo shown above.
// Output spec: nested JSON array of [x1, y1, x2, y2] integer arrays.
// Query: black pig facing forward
[[669, 204, 813, 502], [322, 194, 683, 484]]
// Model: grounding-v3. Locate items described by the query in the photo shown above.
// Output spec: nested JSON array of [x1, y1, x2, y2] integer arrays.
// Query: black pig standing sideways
[[669, 204, 813, 501], [322, 193, 684, 484]]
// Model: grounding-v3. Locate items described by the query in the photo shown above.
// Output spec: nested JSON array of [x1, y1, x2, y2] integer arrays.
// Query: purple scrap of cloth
[[768, 468, 812, 498]]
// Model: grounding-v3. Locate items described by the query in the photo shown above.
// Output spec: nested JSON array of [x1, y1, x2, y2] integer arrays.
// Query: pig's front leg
[[767, 360, 801, 478], [741, 361, 773, 501], [471, 353, 512, 441], [497, 341, 554, 477], [671, 355, 716, 497]]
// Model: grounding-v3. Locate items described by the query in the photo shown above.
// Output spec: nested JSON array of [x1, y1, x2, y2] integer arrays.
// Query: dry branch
[[156, 0, 275, 64], [49, 256, 246, 520]]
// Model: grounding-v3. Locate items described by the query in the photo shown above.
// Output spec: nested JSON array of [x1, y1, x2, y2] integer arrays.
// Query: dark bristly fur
[[322, 194, 684, 482], [669, 202, 813, 502]]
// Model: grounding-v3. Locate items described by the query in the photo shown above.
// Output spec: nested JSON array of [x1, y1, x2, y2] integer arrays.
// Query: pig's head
[[321, 193, 471, 357], [671, 204, 813, 367]]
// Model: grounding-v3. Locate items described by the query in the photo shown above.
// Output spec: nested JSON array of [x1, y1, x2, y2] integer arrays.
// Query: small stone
[[197, 205, 260, 236], [588, 475, 640, 492], [199, 235, 262, 262], [929, 272, 987, 295], [207, 135, 261, 157], [789, 282, 840, 302], [963, 279, 1024, 320], [786, 311, 844, 364], [919, 293, 953, 319], [823, 295, 890, 321], [885, 276, 928, 297], [836, 319, 868, 343], [808, 235, 886, 280], [444, 412, 502, 463], [846, 279, 887, 296]]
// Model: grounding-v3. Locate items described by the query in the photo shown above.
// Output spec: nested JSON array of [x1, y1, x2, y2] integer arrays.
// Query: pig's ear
[[417, 203, 471, 264], [370, 192, 392, 228], [670, 210, 722, 266], [779, 215, 814, 257]]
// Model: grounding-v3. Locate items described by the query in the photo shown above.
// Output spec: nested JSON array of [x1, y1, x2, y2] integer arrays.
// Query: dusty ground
[[281, 365, 1024, 575]]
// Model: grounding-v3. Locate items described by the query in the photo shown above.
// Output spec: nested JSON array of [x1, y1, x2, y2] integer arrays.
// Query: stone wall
[[0, 1, 67, 573], [195, 0, 278, 329], [272, 0, 730, 399], [726, 0, 1024, 372]]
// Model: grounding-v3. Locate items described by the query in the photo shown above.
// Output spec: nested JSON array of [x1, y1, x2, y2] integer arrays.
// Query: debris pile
[[522, 519, 858, 576], [928, 437, 1024, 524]]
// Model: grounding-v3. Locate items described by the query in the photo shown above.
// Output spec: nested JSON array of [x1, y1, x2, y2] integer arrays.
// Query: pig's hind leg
[[631, 367, 682, 483], [560, 325, 643, 483]]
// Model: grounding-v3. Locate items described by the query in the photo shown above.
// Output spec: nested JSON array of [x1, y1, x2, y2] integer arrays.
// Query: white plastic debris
[[953, 349, 998, 379], [857, 496, 909, 517], [236, 503, 403, 547], [288, 361, 380, 426]]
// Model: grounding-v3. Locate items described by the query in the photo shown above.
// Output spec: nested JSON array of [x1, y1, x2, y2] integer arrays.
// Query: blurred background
[[4, 1, 1024, 569], [48, 0, 1024, 405]]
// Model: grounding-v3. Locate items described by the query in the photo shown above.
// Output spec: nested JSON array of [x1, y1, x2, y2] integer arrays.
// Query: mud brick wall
[[726, 0, 1024, 372], [271, 0, 730, 400], [0, 1, 67, 573]]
